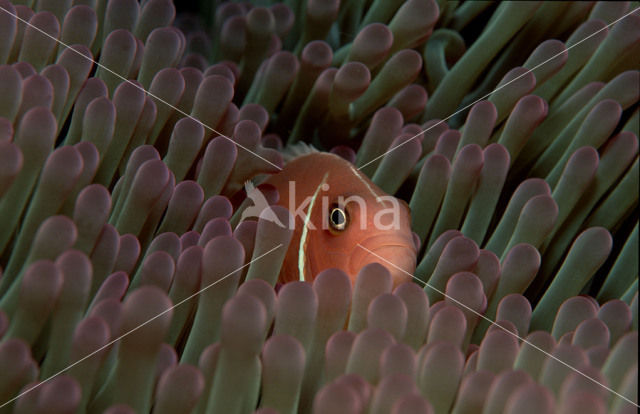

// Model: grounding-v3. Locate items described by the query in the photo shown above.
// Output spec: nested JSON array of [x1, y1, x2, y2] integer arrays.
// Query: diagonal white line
[[358, 6, 640, 171], [0, 5, 283, 171], [356, 243, 639, 408], [0, 243, 283, 408], [3, 1, 638, 408]]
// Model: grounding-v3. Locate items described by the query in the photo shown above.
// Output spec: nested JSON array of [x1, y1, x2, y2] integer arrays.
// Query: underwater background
[[0, 0, 638, 413]]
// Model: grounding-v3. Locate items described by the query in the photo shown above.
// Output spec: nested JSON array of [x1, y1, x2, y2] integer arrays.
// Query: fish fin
[[281, 142, 319, 163]]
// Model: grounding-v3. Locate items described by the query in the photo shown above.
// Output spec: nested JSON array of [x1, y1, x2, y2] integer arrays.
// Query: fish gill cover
[[0, 0, 637, 413]]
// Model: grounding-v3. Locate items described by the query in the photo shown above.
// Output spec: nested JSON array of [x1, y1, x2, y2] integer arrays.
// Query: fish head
[[300, 164, 417, 287], [264, 152, 417, 286], [341, 196, 417, 287]]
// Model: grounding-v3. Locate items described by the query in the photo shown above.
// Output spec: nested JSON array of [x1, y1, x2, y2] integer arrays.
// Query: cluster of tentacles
[[0, 1, 637, 413]]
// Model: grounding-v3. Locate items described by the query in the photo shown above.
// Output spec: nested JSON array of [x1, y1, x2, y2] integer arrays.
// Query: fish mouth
[[350, 234, 417, 287]]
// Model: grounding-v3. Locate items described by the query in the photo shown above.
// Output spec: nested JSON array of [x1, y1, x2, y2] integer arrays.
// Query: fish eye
[[329, 207, 347, 231]]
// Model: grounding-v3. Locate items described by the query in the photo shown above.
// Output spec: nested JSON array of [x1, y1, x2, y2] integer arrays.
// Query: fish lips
[[350, 234, 417, 287]]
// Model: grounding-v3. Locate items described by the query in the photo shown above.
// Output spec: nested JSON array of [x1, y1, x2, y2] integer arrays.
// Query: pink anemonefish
[[262, 148, 418, 287]]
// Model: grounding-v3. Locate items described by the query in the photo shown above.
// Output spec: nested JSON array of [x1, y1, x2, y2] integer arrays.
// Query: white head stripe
[[298, 173, 329, 281]]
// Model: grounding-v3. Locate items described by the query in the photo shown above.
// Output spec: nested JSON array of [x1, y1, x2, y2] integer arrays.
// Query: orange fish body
[[263, 151, 417, 287]]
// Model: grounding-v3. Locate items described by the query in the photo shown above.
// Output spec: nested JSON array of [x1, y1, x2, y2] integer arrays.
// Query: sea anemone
[[0, 0, 638, 413]]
